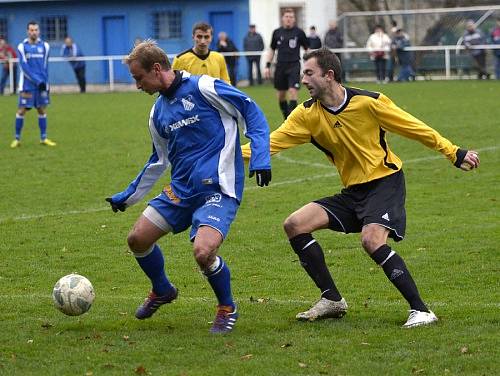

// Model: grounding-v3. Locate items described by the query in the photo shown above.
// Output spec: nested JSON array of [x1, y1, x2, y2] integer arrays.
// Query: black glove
[[249, 169, 272, 187], [105, 197, 127, 212], [38, 82, 47, 91]]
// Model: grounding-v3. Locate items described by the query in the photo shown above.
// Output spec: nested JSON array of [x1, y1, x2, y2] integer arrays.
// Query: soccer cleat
[[10, 139, 20, 148], [210, 305, 238, 334], [40, 138, 57, 146], [296, 297, 348, 321], [135, 287, 178, 320], [402, 309, 438, 328]]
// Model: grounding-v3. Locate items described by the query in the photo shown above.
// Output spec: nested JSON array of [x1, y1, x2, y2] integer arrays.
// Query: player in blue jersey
[[10, 21, 55, 148], [106, 40, 271, 334]]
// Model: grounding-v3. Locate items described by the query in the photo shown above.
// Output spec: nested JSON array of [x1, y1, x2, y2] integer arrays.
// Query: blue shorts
[[147, 185, 239, 241], [18, 90, 50, 109]]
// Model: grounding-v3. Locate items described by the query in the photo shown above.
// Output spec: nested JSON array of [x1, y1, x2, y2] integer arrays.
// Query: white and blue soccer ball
[[52, 274, 95, 316]]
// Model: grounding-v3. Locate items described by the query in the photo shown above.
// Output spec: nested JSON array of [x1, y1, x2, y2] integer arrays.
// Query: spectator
[[0, 37, 17, 95], [172, 22, 230, 84], [243, 24, 264, 86], [392, 28, 414, 82], [387, 20, 399, 82], [366, 25, 391, 84], [216, 31, 239, 86], [491, 18, 500, 80], [324, 20, 345, 81], [462, 20, 490, 79], [61, 36, 86, 93], [307, 26, 322, 49]]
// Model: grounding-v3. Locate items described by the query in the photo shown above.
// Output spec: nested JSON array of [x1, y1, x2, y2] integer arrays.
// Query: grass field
[[0, 81, 499, 375]]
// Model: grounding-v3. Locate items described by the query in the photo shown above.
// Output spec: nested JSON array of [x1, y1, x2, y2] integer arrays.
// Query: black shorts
[[313, 170, 406, 241], [274, 62, 301, 91]]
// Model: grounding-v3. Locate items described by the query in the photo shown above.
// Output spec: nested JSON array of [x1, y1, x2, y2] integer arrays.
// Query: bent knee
[[127, 231, 151, 252], [283, 215, 302, 237], [193, 245, 215, 268]]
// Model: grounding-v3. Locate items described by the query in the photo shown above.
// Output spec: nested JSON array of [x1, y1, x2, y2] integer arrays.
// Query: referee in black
[[265, 8, 309, 119]]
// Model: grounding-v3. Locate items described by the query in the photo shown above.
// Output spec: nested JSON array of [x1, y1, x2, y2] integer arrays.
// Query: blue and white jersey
[[17, 38, 50, 92], [113, 71, 270, 207]]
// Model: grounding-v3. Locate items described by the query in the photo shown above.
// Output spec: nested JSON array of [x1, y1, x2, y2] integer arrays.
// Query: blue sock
[[204, 256, 234, 309], [135, 244, 174, 296], [15, 115, 24, 140], [38, 115, 47, 140]]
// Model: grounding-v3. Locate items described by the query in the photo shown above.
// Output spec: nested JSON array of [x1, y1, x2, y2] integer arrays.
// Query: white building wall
[[249, 0, 337, 53]]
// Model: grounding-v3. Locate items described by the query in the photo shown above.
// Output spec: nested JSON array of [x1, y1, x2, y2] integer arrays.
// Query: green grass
[[0, 81, 499, 375]]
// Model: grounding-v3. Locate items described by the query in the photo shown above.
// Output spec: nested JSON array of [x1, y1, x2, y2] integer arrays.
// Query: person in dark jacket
[[462, 20, 490, 79], [217, 31, 239, 86], [243, 24, 264, 85], [324, 20, 345, 81], [307, 26, 322, 49]]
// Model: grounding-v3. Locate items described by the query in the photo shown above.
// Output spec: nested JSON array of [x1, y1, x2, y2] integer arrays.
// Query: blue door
[[102, 16, 129, 83], [209, 11, 235, 50]]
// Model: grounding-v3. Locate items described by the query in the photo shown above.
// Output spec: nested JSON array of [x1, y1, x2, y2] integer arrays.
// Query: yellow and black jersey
[[172, 49, 231, 84], [242, 86, 460, 188]]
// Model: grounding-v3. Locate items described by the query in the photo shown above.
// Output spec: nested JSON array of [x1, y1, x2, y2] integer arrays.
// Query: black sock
[[290, 233, 342, 301], [288, 100, 298, 114], [279, 101, 288, 119], [370, 245, 428, 312]]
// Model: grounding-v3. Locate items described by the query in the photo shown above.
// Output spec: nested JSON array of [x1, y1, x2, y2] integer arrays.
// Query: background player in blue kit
[[106, 40, 271, 334], [11, 21, 55, 148]]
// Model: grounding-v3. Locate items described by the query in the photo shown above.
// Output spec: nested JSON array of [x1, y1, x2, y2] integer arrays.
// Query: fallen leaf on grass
[[280, 343, 292, 348], [460, 346, 469, 354], [135, 365, 147, 375], [411, 367, 424, 374], [123, 335, 130, 341], [240, 354, 253, 360], [298, 362, 307, 368]]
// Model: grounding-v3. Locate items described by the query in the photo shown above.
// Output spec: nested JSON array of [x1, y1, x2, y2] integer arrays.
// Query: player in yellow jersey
[[172, 22, 231, 84], [242, 48, 480, 328]]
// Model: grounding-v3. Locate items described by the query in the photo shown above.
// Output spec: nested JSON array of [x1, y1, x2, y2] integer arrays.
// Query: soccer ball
[[52, 274, 95, 316]]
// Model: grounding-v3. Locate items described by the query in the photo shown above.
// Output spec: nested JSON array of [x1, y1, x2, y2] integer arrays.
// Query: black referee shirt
[[270, 26, 309, 63]]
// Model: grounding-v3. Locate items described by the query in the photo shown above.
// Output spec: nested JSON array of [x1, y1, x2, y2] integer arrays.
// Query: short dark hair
[[192, 22, 212, 36], [27, 20, 38, 29], [303, 48, 343, 84]]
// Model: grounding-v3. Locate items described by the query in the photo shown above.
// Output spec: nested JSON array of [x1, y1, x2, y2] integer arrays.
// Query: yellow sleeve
[[242, 105, 311, 161], [373, 94, 459, 164], [219, 55, 231, 84]]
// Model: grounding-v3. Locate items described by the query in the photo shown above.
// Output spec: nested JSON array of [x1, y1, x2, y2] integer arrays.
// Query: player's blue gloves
[[38, 82, 47, 91], [249, 169, 272, 187], [105, 197, 127, 212]]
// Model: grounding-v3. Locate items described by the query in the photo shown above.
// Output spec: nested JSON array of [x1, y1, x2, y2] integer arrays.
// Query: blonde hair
[[124, 39, 171, 72]]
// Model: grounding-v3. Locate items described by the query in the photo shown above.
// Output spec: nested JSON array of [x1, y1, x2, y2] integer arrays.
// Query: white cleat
[[403, 309, 438, 328], [296, 297, 348, 321]]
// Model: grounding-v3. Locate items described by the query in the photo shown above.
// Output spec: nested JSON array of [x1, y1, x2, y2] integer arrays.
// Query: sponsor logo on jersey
[[168, 114, 200, 131], [181, 96, 195, 111], [25, 53, 45, 59], [333, 120, 342, 128], [289, 37, 298, 49], [205, 193, 222, 204], [382, 212, 390, 221], [208, 215, 221, 222]]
